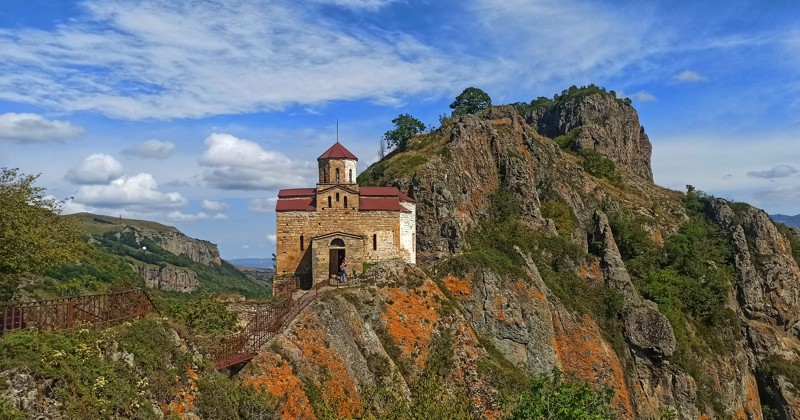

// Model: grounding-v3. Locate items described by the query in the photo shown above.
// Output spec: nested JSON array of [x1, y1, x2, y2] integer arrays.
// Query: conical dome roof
[[318, 142, 358, 160]]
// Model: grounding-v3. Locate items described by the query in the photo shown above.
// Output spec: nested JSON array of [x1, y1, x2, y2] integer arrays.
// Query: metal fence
[[1, 289, 158, 334]]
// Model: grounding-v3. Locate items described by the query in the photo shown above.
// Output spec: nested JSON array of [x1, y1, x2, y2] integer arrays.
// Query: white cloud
[[0, 0, 473, 119], [199, 133, 314, 190], [266, 234, 277, 244], [249, 197, 278, 213], [202, 199, 229, 212], [757, 186, 800, 204], [0, 113, 84, 142], [72, 173, 186, 210], [310, 0, 397, 10], [673, 70, 708, 82], [65, 154, 124, 185], [629, 91, 656, 102], [166, 211, 228, 222], [747, 165, 798, 179], [122, 139, 175, 159]]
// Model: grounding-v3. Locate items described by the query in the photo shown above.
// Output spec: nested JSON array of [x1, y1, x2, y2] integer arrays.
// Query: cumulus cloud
[[202, 199, 229, 212], [166, 211, 228, 222], [0, 113, 84, 142], [72, 173, 186, 210], [673, 70, 708, 82], [65, 154, 124, 184], [266, 234, 277, 244], [199, 133, 314, 190], [249, 197, 278, 213], [122, 139, 175, 159], [747, 165, 798, 179]]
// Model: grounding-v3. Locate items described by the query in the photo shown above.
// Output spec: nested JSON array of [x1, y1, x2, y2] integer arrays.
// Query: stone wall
[[276, 209, 402, 287], [319, 159, 357, 184], [135, 265, 199, 292], [315, 185, 360, 211]]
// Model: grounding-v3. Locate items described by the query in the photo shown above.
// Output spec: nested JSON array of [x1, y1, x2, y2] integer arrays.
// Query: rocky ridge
[[245, 89, 800, 418]]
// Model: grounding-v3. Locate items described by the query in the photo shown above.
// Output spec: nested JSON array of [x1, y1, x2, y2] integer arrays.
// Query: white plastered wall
[[399, 202, 416, 264]]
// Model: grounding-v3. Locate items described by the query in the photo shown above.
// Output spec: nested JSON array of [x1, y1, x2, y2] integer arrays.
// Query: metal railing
[[213, 278, 334, 370], [0, 289, 159, 334]]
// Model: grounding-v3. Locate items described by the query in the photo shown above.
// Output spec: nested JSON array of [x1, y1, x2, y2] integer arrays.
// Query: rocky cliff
[[244, 87, 800, 419]]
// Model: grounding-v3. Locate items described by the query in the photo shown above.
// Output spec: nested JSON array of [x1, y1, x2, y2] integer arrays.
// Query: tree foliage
[[509, 371, 615, 420], [450, 87, 492, 116], [383, 114, 425, 151], [0, 168, 83, 298]]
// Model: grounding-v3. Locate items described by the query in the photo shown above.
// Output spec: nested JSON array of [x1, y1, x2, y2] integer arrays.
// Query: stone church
[[273, 141, 416, 291]]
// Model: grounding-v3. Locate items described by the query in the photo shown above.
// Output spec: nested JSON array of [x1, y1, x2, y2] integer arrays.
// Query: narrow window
[[373, 234, 377, 251], [328, 196, 332, 207], [336, 192, 340, 202], [349, 169, 353, 183], [300, 235, 304, 251], [336, 168, 340, 183], [323, 171, 328, 183], [344, 196, 348, 208]]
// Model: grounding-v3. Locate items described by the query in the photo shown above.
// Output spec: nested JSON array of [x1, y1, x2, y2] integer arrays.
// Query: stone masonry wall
[[276, 209, 402, 285]]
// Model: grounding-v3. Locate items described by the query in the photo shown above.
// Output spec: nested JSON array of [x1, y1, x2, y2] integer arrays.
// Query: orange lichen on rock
[[651, 227, 664, 246], [443, 274, 473, 300], [511, 281, 545, 301], [162, 365, 198, 418], [290, 314, 364, 419], [579, 261, 603, 281], [553, 313, 634, 419], [745, 375, 762, 417], [244, 352, 316, 420], [380, 281, 443, 367]]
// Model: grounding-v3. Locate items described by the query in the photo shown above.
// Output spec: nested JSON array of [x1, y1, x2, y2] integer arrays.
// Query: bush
[[509, 370, 615, 420], [541, 200, 576, 237], [579, 149, 621, 182]]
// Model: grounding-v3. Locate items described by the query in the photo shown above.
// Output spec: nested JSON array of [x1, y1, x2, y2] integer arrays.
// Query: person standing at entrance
[[339, 259, 347, 284]]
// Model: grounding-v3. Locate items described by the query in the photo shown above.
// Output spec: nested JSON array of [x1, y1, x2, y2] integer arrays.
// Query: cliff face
[[526, 92, 653, 181], [255, 89, 799, 418], [116, 226, 222, 266]]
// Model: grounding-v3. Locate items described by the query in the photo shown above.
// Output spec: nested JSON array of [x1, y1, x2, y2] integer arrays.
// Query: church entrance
[[328, 238, 346, 280]]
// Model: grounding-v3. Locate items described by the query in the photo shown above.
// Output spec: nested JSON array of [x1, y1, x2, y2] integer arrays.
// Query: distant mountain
[[228, 258, 275, 269], [771, 214, 800, 229], [52, 212, 269, 297]]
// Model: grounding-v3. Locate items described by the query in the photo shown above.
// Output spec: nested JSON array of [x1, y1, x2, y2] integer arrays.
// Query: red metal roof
[[278, 188, 316, 198], [276, 198, 315, 211], [359, 197, 410, 212], [398, 192, 415, 203], [359, 186, 400, 197], [318, 142, 358, 160]]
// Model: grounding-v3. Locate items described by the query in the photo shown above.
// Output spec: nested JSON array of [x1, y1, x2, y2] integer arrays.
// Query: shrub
[[509, 370, 615, 420], [579, 149, 621, 182]]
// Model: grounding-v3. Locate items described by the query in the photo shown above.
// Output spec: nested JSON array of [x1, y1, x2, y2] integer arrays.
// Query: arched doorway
[[329, 238, 345, 278]]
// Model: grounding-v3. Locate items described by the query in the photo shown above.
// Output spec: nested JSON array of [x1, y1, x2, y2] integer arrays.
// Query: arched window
[[335, 168, 340, 183], [300, 235, 304, 251], [344, 196, 348, 208], [349, 169, 353, 183], [323, 170, 328, 183], [331, 238, 345, 247], [327, 196, 332, 208], [336, 192, 340, 202], [373, 234, 377, 251]]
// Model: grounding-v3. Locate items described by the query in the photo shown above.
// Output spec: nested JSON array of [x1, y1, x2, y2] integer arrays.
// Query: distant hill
[[771, 214, 800, 229], [228, 258, 274, 269], [43, 212, 270, 298]]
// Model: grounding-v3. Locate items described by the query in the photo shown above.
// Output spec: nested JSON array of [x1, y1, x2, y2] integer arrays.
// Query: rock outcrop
[[116, 226, 222, 266], [525, 91, 653, 181], [135, 265, 200, 293], [260, 88, 799, 418]]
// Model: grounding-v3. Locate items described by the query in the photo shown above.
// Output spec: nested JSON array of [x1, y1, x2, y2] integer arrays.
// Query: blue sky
[[1, 0, 799, 259]]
